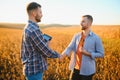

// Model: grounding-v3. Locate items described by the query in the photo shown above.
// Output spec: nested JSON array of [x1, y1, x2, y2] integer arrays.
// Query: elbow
[[101, 53, 104, 58], [99, 51, 104, 58], [100, 47, 104, 58], [101, 49, 104, 58]]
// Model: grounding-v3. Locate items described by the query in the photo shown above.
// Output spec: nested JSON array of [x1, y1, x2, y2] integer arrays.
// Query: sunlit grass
[[0, 25, 120, 80]]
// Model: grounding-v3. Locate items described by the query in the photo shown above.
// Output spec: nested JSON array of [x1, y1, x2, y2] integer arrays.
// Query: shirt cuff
[[54, 51, 60, 58], [91, 52, 95, 60]]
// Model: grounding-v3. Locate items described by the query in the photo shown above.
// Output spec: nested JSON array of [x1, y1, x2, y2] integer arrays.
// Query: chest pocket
[[84, 37, 96, 52]]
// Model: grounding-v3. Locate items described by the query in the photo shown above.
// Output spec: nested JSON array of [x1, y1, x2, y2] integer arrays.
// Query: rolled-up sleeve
[[62, 34, 76, 56], [91, 36, 104, 59]]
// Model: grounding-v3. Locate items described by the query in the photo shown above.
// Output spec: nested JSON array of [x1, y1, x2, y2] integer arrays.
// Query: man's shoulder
[[24, 23, 39, 33], [91, 32, 101, 40]]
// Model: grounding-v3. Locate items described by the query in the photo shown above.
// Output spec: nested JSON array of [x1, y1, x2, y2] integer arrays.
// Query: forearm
[[82, 50, 104, 59], [80, 48, 92, 58], [48, 51, 60, 58], [59, 53, 67, 61], [91, 52, 104, 59], [82, 51, 92, 58], [61, 53, 67, 58], [30, 30, 59, 58]]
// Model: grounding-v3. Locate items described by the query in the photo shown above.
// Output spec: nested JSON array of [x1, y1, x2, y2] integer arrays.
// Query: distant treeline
[[0, 23, 74, 29], [0, 23, 120, 29]]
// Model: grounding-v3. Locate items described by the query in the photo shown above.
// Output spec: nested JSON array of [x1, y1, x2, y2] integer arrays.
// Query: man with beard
[[20, 2, 60, 80], [60, 15, 104, 80]]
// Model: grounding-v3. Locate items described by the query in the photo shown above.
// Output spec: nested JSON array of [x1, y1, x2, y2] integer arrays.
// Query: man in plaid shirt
[[20, 2, 60, 80]]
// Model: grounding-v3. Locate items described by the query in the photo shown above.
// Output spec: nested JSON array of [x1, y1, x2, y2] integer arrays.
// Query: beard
[[81, 26, 86, 30], [81, 24, 89, 30], [35, 15, 41, 22]]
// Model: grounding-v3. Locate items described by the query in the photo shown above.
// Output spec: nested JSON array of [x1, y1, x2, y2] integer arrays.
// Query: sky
[[0, 0, 120, 25]]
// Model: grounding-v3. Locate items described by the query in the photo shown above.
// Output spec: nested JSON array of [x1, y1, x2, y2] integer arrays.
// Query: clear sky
[[0, 0, 120, 25]]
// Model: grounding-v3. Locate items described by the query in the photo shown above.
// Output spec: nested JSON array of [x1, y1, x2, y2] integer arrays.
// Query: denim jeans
[[26, 72, 43, 80]]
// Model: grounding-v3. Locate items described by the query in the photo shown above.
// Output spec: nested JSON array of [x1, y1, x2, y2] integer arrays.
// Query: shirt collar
[[28, 20, 39, 28], [81, 30, 93, 36], [89, 30, 93, 36]]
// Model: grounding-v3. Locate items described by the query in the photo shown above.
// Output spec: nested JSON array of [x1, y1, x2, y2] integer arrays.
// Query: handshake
[[58, 53, 67, 62], [59, 54, 66, 62]]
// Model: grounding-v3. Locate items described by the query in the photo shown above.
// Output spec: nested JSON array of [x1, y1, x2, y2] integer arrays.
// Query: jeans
[[26, 72, 43, 80]]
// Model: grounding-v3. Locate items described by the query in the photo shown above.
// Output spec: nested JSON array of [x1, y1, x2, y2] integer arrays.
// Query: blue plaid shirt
[[20, 20, 59, 76]]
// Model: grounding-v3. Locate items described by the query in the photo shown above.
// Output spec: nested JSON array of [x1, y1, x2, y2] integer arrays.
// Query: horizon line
[[0, 22, 120, 26]]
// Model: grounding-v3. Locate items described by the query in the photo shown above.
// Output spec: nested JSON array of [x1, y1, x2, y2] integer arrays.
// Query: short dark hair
[[26, 2, 41, 14], [82, 15, 93, 23]]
